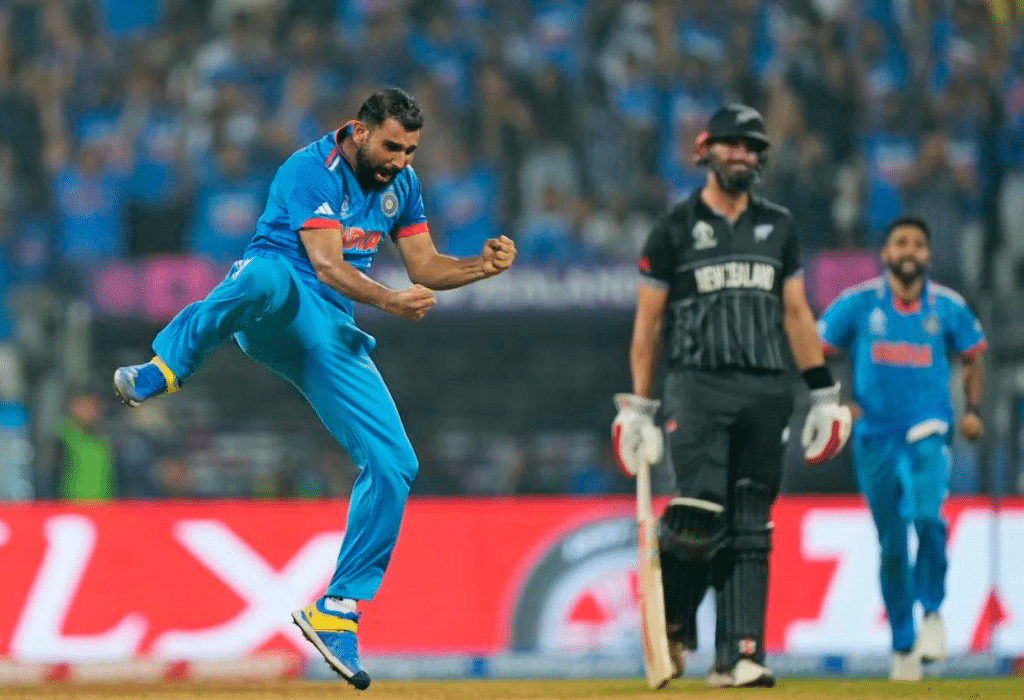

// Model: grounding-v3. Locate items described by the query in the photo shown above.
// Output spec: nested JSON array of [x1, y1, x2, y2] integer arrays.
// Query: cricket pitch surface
[[0, 678, 1020, 700]]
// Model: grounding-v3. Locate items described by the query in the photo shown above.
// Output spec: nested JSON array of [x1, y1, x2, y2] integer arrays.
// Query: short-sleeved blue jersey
[[245, 123, 428, 316], [817, 276, 986, 436]]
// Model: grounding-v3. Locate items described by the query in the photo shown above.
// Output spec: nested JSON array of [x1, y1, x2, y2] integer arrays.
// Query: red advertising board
[[0, 497, 1020, 661]]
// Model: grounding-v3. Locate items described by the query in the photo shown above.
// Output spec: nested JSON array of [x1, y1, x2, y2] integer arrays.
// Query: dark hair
[[357, 87, 424, 131], [884, 216, 931, 243]]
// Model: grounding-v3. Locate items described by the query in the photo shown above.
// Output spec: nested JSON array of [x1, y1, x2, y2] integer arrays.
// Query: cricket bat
[[635, 457, 674, 690]]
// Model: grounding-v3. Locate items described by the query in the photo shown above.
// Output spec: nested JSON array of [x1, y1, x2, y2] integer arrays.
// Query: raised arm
[[300, 226, 435, 319], [396, 230, 515, 290]]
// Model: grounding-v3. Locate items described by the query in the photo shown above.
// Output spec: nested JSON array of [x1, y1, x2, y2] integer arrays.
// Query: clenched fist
[[386, 284, 436, 320], [482, 235, 516, 276], [960, 412, 983, 441]]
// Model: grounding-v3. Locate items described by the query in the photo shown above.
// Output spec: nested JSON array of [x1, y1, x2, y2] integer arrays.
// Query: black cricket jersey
[[638, 190, 801, 372]]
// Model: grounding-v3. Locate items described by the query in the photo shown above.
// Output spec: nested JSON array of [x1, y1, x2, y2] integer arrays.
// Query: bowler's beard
[[887, 257, 926, 285], [710, 154, 757, 194], [355, 143, 398, 191]]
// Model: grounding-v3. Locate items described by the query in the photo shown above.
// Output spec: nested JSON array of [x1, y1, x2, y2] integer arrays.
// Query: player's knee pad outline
[[659, 497, 727, 561]]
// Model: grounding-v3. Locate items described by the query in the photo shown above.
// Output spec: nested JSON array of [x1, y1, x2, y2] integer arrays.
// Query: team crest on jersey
[[923, 313, 941, 335], [340, 195, 351, 216], [381, 190, 399, 217], [869, 307, 887, 336], [692, 220, 717, 250], [754, 223, 774, 242]]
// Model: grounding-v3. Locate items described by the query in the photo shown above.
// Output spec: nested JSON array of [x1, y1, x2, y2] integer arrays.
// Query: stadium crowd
[[0, 0, 1021, 499]]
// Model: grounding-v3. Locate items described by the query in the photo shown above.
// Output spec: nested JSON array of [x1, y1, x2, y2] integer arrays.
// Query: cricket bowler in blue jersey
[[817, 216, 985, 682], [112, 88, 516, 689]]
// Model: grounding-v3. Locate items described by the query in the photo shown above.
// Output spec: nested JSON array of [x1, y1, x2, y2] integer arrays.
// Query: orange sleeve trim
[[301, 217, 342, 230], [961, 339, 987, 359], [395, 222, 429, 239]]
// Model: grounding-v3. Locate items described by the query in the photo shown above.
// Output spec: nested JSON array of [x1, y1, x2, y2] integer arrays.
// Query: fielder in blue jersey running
[[817, 216, 985, 682], [112, 88, 517, 689]]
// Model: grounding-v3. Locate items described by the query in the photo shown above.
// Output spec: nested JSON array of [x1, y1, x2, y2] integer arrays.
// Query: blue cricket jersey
[[817, 276, 986, 436], [245, 123, 429, 316]]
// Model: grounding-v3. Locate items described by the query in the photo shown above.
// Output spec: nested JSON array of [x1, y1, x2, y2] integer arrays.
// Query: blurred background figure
[[52, 386, 117, 500]]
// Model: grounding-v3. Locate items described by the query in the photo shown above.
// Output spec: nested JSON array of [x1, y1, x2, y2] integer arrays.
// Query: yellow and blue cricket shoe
[[291, 598, 370, 690], [113, 356, 179, 406]]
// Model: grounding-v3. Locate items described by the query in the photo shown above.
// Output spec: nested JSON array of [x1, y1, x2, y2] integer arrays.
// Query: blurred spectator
[[859, 92, 918, 243], [93, 0, 163, 39], [0, 400, 32, 500], [528, 0, 587, 78], [188, 141, 267, 265], [765, 130, 838, 254], [856, 18, 908, 120], [113, 401, 173, 498], [407, 4, 477, 111], [426, 140, 500, 257], [473, 61, 532, 225], [51, 141, 130, 264], [901, 129, 973, 289], [353, 8, 418, 89], [997, 48, 1024, 291], [578, 194, 652, 260], [518, 130, 580, 216], [154, 452, 193, 498], [658, 49, 722, 204], [787, 37, 861, 164], [517, 183, 594, 264], [121, 63, 190, 256], [53, 388, 117, 500]]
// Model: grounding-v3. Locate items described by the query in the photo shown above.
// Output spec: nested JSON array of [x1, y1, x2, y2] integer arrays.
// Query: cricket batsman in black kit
[[612, 104, 852, 687]]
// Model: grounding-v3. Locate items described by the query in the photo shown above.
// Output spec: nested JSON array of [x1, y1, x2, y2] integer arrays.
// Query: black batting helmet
[[694, 103, 770, 165]]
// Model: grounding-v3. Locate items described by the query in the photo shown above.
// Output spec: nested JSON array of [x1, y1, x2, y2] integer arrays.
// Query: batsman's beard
[[710, 155, 758, 194]]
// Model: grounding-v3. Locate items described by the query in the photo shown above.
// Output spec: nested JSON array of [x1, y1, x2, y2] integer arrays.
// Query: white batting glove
[[611, 393, 664, 477], [802, 383, 852, 466]]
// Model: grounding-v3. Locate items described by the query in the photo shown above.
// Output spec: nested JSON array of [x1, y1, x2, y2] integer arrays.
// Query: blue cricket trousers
[[852, 429, 949, 652], [152, 253, 418, 601]]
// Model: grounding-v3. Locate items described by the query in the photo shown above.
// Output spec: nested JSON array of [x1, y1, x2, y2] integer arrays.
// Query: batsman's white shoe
[[707, 659, 775, 688], [916, 612, 949, 662], [890, 651, 922, 682], [668, 640, 685, 679]]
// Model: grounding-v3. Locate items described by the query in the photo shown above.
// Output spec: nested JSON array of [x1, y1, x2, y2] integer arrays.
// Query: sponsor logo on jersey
[[692, 221, 717, 250], [342, 226, 383, 252], [381, 191, 399, 217], [693, 261, 775, 293], [870, 340, 933, 367]]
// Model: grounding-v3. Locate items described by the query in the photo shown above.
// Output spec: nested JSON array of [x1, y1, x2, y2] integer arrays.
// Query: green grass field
[[0, 679, 1020, 700]]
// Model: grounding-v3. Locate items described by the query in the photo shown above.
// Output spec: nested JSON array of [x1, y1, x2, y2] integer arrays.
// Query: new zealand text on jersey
[[694, 261, 775, 294]]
